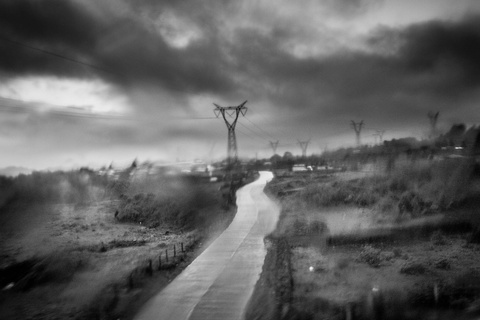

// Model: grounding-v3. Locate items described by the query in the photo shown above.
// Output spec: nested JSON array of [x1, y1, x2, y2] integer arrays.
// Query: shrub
[[14, 251, 86, 290], [292, 218, 309, 236], [434, 258, 451, 270], [400, 262, 426, 275], [430, 230, 448, 245], [308, 220, 328, 235], [357, 245, 393, 268]]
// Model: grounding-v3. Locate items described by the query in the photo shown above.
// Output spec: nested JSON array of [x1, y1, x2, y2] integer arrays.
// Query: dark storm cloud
[[0, 0, 104, 78], [396, 16, 480, 89], [225, 14, 480, 131], [2, 0, 480, 130], [0, 0, 235, 95]]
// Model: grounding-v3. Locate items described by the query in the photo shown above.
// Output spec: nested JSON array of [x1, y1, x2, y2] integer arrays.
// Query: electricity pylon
[[351, 120, 364, 147], [376, 130, 385, 142], [428, 111, 439, 139], [213, 100, 248, 167], [270, 140, 279, 155], [373, 130, 385, 144], [297, 139, 310, 158]]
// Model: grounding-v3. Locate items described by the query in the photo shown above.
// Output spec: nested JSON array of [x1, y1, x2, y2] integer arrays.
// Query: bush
[[292, 218, 309, 236], [357, 245, 394, 268], [434, 258, 451, 270], [0, 170, 108, 209], [114, 175, 220, 230], [431, 230, 448, 245], [267, 158, 478, 224], [13, 251, 86, 291], [400, 262, 426, 275]]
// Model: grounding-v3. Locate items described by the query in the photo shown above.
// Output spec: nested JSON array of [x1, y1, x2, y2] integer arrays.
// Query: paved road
[[134, 171, 279, 320]]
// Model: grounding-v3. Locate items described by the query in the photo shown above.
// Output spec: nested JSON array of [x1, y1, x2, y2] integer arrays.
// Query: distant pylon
[[376, 130, 385, 142], [213, 101, 248, 166], [270, 140, 279, 155], [297, 139, 310, 158], [373, 130, 385, 145], [428, 111, 439, 139], [351, 120, 364, 147]]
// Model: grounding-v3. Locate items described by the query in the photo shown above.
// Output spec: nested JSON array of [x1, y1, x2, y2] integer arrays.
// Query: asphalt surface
[[133, 171, 279, 320]]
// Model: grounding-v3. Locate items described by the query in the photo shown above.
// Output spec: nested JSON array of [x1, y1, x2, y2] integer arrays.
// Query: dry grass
[[268, 158, 479, 225], [0, 169, 238, 320]]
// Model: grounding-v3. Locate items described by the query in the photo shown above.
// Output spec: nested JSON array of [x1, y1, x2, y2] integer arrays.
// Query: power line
[[244, 115, 277, 140], [236, 128, 257, 141], [0, 35, 120, 76], [238, 121, 269, 142]]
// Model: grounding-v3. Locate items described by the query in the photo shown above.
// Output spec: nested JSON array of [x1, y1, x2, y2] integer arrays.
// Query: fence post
[[158, 255, 162, 270], [128, 271, 134, 289], [166, 249, 168, 263], [174, 244, 176, 257], [146, 259, 153, 276], [181, 242, 184, 253]]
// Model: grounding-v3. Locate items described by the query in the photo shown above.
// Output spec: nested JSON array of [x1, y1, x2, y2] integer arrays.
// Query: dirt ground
[[291, 220, 480, 319], [0, 184, 234, 320]]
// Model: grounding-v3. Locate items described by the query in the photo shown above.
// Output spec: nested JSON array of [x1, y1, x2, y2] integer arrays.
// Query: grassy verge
[[246, 159, 480, 320], [0, 169, 246, 320]]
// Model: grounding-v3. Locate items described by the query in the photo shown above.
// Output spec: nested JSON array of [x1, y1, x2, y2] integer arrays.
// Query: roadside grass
[[0, 169, 240, 320], [247, 159, 480, 320], [115, 175, 226, 231], [0, 250, 88, 292], [268, 158, 479, 224]]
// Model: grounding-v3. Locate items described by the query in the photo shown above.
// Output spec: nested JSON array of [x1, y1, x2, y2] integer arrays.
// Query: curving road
[[134, 171, 279, 320]]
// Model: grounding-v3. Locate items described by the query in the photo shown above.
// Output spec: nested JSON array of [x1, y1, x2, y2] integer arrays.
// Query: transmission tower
[[428, 111, 439, 139], [376, 130, 385, 142], [351, 120, 364, 147], [270, 140, 279, 155], [373, 130, 385, 144], [297, 139, 311, 158], [213, 100, 248, 166]]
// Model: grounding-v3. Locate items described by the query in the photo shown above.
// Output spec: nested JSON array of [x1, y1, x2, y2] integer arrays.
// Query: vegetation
[[115, 175, 221, 230], [0, 168, 107, 210], [0, 166, 240, 320], [269, 158, 479, 222]]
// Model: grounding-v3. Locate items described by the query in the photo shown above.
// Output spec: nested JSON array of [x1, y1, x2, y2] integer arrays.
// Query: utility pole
[[269, 140, 279, 155], [213, 101, 248, 167], [428, 111, 439, 139], [351, 120, 364, 147], [297, 139, 311, 158]]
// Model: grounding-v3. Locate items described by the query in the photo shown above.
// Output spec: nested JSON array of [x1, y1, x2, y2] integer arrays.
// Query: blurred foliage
[[268, 158, 478, 220], [0, 168, 108, 211], [115, 174, 220, 230]]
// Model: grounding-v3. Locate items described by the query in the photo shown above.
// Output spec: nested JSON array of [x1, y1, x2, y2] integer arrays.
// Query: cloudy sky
[[1, 0, 480, 169]]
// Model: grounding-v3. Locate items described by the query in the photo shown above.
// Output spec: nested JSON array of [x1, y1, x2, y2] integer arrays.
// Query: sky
[[1, 0, 480, 169]]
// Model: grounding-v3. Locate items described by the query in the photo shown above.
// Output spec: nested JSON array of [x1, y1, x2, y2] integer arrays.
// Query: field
[[246, 158, 480, 320], [0, 168, 238, 320]]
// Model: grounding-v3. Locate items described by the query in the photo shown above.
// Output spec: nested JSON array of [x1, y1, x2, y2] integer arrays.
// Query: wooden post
[[174, 244, 176, 257], [146, 259, 152, 276], [345, 303, 352, 320], [181, 242, 184, 253], [128, 272, 134, 289], [158, 255, 162, 270], [165, 249, 168, 262]]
